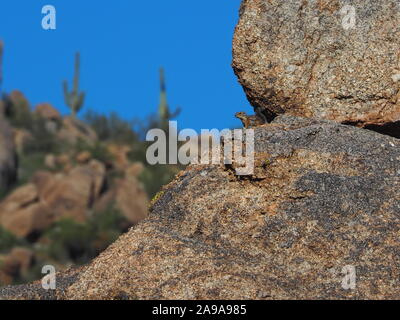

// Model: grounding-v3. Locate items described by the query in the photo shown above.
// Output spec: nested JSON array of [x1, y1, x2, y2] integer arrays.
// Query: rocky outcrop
[[0, 160, 107, 237], [0, 116, 17, 193], [37, 160, 106, 222], [2, 115, 400, 299], [57, 117, 97, 146], [233, 0, 400, 130], [0, 184, 53, 238], [0, 157, 149, 239], [34, 103, 61, 122], [35, 103, 62, 134], [106, 144, 131, 170]]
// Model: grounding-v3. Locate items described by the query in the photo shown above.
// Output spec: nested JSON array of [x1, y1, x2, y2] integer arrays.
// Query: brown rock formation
[[232, 0, 400, 131], [0, 160, 107, 237], [57, 116, 98, 146], [106, 144, 131, 170], [35, 103, 61, 121], [0, 184, 53, 238], [37, 160, 106, 222]]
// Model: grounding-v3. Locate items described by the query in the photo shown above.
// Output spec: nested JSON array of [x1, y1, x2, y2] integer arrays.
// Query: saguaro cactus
[[63, 52, 85, 118], [158, 68, 180, 128], [158, 67, 169, 123], [0, 40, 4, 95]]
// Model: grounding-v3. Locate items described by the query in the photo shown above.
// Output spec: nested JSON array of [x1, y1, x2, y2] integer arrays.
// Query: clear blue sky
[[0, 0, 250, 131]]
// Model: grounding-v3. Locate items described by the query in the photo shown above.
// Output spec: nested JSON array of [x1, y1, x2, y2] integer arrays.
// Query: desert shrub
[[84, 110, 139, 144], [139, 164, 181, 198], [0, 189, 7, 202], [83, 110, 184, 198], [23, 117, 59, 155], [42, 206, 125, 264], [74, 139, 114, 164], [0, 227, 26, 253], [17, 153, 47, 186], [42, 219, 93, 264]]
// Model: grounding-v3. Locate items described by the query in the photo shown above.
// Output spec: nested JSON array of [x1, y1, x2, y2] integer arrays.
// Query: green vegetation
[[0, 227, 25, 254], [84, 110, 139, 144], [63, 52, 85, 118], [74, 139, 114, 164], [42, 206, 125, 265]]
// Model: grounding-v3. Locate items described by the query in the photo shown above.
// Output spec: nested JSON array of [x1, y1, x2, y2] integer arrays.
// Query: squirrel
[[235, 111, 266, 129]]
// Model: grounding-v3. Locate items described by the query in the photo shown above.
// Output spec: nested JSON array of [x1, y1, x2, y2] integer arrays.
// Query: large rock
[[37, 160, 106, 222], [2, 115, 400, 299], [233, 0, 400, 129], [0, 184, 53, 238], [0, 116, 17, 193]]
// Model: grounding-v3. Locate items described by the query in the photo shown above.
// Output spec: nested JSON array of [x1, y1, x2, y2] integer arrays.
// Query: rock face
[[3, 115, 400, 299], [0, 116, 17, 193], [0, 184, 52, 238], [233, 0, 400, 129]]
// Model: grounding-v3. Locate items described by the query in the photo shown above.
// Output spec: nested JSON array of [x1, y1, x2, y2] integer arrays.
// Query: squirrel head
[[235, 112, 247, 120]]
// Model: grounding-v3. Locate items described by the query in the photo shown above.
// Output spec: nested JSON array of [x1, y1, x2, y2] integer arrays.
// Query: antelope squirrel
[[235, 111, 266, 128]]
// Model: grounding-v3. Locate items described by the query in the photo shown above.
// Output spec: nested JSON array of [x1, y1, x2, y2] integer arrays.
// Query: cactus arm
[[76, 91, 85, 114]]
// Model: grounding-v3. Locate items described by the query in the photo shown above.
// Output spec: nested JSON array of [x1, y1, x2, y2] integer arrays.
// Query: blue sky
[[0, 0, 249, 131]]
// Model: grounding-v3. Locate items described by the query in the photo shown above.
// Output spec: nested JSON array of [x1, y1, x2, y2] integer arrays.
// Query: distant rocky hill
[[0, 90, 178, 286]]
